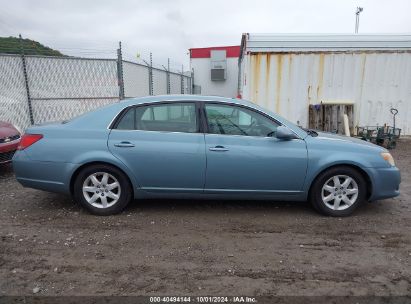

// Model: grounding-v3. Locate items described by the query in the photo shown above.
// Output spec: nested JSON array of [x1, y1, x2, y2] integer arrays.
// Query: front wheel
[[73, 164, 132, 215], [310, 166, 366, 217]]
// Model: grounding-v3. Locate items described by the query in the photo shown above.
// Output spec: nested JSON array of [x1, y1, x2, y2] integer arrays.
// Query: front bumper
[[365, 166, 401, 201], [0, 140, 19, 164]]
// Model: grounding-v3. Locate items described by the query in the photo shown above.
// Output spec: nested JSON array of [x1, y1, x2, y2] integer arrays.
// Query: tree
[[0, 36, 65, 56]]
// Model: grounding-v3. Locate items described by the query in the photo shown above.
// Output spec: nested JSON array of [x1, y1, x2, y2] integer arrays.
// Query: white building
[[238, 33, 411, 135], [189, 46, 240, 97]]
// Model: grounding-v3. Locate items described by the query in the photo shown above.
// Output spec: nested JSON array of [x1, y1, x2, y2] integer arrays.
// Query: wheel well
[[70, 161, 134, 196], [309, 164, 372, 200]]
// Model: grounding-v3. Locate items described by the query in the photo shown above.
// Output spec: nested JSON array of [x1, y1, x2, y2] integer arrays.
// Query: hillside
[[0, 36, 64, 56]]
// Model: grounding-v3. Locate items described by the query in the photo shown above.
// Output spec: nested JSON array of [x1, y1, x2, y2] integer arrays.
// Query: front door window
[[205, 104, 279, 137]]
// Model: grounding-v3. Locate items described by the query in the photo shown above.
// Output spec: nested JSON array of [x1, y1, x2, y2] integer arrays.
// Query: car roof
[[120, 95, 250, 107]]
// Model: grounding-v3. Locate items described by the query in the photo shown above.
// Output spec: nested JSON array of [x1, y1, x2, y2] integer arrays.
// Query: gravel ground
[[0, 138, 410, 297]]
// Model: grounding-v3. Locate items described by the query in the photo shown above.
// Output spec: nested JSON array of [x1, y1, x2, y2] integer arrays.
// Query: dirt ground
[[0, 139, 410, 297]]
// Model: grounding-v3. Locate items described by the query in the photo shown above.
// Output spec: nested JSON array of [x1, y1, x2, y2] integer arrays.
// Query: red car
[[0, 121, 21, 164]]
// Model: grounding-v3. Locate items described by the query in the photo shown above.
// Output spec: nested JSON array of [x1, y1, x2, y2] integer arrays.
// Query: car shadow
[[0, 163, 13, 178], [28, 189, 397, 218], [126, 198, 316, 215], [124, 198, 391, 217]]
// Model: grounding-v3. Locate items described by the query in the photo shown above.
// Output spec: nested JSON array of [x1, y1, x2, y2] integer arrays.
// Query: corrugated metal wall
[[241, 52, 411, 134]]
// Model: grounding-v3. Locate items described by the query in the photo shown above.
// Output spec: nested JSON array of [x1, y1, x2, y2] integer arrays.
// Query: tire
[[309, 166, 367, 217], [73, 164, 132, 215]]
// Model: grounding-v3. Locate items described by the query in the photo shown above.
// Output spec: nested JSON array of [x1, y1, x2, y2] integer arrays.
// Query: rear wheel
[[310, 166, 366, 217], [73, 164, 132, 215]]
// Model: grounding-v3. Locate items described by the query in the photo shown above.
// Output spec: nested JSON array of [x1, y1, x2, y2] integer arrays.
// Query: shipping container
[[239, 34, 411, 135]]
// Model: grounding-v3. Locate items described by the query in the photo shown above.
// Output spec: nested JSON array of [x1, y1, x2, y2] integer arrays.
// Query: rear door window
[[115, 103, 198, 133], [116, 108, 135, 130]]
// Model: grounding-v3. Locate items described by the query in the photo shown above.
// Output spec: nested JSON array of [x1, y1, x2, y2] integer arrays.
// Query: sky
[[1, 0, 411, 72]]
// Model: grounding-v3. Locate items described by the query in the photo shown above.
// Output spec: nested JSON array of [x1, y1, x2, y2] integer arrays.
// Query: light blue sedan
[[12, 95, 400, 216]]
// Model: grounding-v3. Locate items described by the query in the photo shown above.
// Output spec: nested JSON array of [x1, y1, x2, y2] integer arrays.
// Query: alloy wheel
[[321, 175, 359, 211], [82, 172, 121, 209]]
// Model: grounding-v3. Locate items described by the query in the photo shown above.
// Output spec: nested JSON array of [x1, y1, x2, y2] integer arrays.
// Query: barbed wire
[[0, 35, 190, 73]]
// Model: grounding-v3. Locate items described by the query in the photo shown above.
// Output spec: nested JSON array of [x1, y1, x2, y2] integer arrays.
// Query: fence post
[[149, 53, 153, 95], [162, 58, 171, 94], [19, 34, 34, 125], [142, 53, 153, 96], [167, 58, 171, 94], [117, 41, 125, 100], [181, 64, 184, 94]]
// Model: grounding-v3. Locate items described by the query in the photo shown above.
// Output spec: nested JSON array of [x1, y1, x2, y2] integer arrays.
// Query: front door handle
[[209, 145, 229, 152], [114, 141, 135, 148]]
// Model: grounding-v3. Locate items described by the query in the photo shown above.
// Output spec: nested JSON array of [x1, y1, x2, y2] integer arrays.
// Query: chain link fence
[[0, 49, 193, 131], [0, 55, 32, 131]]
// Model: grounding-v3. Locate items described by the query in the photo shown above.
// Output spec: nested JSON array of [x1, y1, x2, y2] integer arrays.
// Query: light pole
[[355, 7, 363, 34]]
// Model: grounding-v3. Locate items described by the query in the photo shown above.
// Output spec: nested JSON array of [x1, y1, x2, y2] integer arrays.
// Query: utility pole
[[355, 7, 363, 34]]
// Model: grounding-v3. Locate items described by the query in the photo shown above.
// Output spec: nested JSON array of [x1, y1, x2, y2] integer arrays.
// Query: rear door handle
[[209, 145, 229, 152], [114, 141, 135, 148]]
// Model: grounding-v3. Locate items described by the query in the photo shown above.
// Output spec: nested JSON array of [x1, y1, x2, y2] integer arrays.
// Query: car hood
[[0, 122, 19, 138], [314, 131, 386, 151]]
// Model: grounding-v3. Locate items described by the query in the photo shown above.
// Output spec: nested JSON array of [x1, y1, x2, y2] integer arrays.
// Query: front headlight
[[381, 152, 395, 167]]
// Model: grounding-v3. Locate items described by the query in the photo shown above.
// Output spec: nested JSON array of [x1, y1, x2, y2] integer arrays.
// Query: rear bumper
[[365, 166, 401, 201], [12, 150, 77, 194]]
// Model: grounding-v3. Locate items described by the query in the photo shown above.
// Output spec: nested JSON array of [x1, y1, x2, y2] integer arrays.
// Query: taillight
[[17, 134, 43, 150]]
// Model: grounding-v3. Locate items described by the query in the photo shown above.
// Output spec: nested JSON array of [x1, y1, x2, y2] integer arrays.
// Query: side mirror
[[276, 126, 295, 140]]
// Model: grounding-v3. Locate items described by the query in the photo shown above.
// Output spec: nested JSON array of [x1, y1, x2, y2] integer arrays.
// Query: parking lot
[[0, 139, 410, 297]]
